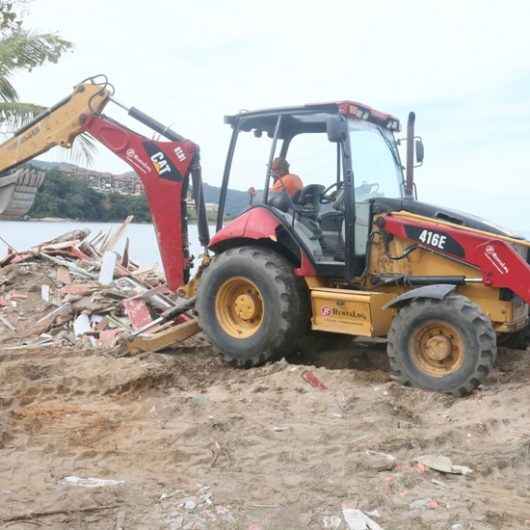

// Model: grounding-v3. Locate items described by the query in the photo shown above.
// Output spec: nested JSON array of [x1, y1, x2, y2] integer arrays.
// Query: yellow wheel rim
[[215, 276, 264, 338], [409, 320, 465, 377]]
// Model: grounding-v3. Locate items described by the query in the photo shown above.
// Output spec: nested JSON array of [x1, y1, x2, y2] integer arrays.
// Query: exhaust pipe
[[405, 111, 415, 198]]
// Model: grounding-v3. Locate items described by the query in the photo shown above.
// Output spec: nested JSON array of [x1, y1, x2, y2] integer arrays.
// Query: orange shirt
[[271, 173, 304, 197]]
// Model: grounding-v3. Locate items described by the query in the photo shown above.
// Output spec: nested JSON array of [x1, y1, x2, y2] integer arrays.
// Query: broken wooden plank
[[0, 504, 123, 524], [35, 229, 90, 248], [59, 282, 99, 296], [127, 318, 200, 354], [36, 303, 73, 325], [33, 239, 83, 252], [121, 237, 130, 268], [100, 216, 134, 253], [9, 252, 33, 265], [40, 253, 96, 279], [0, 315, 15, 331], [7, 291, 28, 301], [25, 303, 74, 337], [0, 234, 16, 253]]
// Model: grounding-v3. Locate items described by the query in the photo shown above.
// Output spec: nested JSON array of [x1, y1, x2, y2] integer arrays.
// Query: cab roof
[[224, 100, 401, 138]]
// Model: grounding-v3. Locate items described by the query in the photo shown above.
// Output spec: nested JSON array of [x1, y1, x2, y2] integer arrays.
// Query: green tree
[[29, 169, 152, 222], [0, 1, 94, 162]]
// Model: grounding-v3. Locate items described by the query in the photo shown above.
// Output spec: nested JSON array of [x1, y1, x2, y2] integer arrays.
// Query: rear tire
[[197, 246, 309, 367], [387, 294, 496, 395]]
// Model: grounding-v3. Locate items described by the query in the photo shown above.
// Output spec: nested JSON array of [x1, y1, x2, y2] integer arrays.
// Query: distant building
[[205, 202, 218, 214], [56, 163, 144, 195]]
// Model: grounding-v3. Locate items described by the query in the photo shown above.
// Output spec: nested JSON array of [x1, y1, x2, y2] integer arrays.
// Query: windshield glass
[[348, 120, 404, 201]]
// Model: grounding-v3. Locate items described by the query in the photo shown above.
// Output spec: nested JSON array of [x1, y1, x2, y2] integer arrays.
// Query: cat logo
[[150, 151, 172, 176], [143, 141, 183, 182]]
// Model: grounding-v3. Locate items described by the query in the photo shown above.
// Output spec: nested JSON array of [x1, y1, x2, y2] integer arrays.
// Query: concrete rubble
[[0, 218, 192, 353], [416, 454, 473, 476]]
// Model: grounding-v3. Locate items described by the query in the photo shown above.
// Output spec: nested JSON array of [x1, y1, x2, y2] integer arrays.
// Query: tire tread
[[387, 294, 497, 395], [197, 246, 308, 367]]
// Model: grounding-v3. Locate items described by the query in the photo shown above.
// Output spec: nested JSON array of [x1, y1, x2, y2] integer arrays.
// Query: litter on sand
[[342, 504, 384, 530], [61, 476, 126, 488], [416, 454, 473, 476]]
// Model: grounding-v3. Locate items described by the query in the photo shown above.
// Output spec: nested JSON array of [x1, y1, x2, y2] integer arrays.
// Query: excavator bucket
[[0, 167, 44, 219], [0, 78, 111, 220]]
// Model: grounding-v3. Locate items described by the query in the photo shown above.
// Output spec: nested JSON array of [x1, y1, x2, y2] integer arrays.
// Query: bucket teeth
[[0, 166, 45, 219]]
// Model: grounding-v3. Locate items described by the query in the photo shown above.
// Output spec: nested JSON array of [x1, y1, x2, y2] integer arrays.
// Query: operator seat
[[294, 184, 325, 238], [295, 184, 325, 218], [268, 191, 291, 212]]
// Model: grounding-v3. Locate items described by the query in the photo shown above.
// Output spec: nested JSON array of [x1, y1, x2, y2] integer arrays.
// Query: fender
[[209, 206, 281, 248], [383, 284, 456, 310], [382, 214, 530, 305], [209, 206, 317, 277]]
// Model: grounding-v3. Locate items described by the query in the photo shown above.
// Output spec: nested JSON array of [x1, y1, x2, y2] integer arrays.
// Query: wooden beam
[[127, 318, 200, 353]]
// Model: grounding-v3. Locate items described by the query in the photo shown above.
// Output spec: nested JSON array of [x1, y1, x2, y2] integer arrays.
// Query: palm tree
[[0, 4, 95, 163]]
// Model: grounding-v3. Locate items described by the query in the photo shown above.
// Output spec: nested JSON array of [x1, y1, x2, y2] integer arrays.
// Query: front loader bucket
[[0, 167, 45, 219]]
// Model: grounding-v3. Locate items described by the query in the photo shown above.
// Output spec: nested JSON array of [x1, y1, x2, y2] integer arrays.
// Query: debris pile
[[0, 218, 196, 352]]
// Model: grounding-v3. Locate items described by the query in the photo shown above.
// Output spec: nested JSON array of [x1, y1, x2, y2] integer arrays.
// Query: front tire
[[387, 295, 497, 395], [196, 246, 308, 367]]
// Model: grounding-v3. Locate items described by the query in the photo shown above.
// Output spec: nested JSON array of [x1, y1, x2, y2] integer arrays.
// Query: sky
[[9, 0, 530, 231]]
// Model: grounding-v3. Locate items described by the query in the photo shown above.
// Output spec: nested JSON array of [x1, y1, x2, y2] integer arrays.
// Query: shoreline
[[1, 218, 205, 225]]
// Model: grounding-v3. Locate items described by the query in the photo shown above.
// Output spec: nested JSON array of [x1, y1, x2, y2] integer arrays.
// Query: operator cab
[[221, 102, 405, 281]]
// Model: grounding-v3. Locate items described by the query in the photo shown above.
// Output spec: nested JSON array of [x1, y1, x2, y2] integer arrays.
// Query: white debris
[[61, 475, 125, 488], [73, 313, 91, 337], [98, 250, 117, 285], [417, 454, 473, 475], [322, 515, 342, 528], [182, 497, 198, 511], [159, 489, 183, 501], [41, 284, 50, 303], [409, 498, 432, 510], [342, 504, 384, 530], [364, 450, 396, 471]]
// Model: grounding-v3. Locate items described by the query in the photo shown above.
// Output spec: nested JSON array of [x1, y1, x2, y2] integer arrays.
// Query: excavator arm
[[0, 76, 210, 290], [0, 81, 109, 175]]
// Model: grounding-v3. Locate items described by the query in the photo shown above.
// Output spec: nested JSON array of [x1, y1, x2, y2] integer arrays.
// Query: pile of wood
[[0, 217, 197, 353]]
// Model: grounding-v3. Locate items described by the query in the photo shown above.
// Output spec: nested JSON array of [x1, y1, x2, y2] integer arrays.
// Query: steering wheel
[[331, 181, 381, 211], [320, 181, 343, 204], [356, 182, 380, 201]]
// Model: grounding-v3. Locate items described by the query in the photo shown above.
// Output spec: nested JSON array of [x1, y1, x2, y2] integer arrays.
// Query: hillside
[[28, 161, 250, 221], [201, 182, 250, 216]]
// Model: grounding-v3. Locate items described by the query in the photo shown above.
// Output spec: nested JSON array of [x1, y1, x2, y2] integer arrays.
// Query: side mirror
[[415, 138, 424, 165], [326, 116, 347, 143]]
